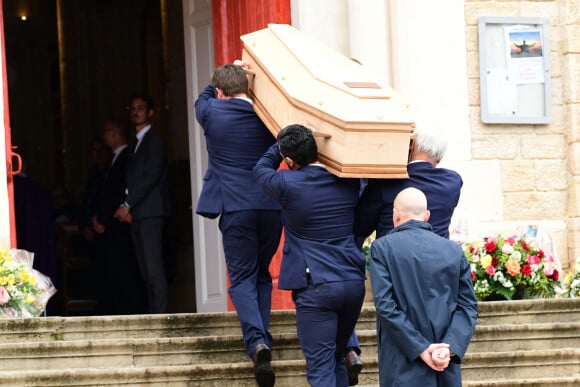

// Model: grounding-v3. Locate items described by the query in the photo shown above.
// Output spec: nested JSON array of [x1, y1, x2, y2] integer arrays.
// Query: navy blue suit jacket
[[355, 161, 462, 239], [370, 220, 477, 386], [253, 144, 366, 290], [195, 85, 280, 218]]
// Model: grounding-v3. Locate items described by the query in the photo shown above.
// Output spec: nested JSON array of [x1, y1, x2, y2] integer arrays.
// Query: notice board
[[478, 16, 551, 124]]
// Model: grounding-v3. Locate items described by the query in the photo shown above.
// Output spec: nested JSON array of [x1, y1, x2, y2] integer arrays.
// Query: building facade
[[0, 0, 577, 313], [182, 0, 580, 312]]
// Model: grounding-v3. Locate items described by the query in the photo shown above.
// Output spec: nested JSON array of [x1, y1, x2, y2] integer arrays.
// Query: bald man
[[369, 187, 478, 387]]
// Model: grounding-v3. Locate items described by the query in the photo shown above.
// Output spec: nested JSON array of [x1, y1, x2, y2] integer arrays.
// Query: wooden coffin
[[240, 24, 415, 178]]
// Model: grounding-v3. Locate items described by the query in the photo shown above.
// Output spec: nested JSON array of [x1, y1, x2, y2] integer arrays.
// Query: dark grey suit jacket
[[125, 129, 171, 220]]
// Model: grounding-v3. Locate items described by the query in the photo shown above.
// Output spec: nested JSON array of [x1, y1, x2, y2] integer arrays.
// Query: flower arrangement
[[0, 248, 55, 318], [462, 234, 560, 301], [560, 260, 580, 299], [361, 231, 376, 270]]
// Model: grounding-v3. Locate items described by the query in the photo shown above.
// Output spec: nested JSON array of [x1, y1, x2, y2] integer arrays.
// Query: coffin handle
[[301, 120, 331, 139], [312, 129, 332, 139], [243, 68, 256, 91], [243, 68, 256, 77]]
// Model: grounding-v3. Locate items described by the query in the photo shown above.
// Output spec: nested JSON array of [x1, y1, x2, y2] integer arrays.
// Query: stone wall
[[463, 0, 579, 270]]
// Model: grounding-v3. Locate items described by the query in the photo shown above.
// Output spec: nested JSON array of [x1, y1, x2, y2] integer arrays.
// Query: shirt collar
[[234, 96, 253, 104], [136, 124, 152, 141], [113, 144, 128, 156]]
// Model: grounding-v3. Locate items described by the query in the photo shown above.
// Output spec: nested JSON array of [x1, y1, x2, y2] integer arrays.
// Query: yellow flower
[[6, 274, 15, 285], [0, 249, 12, 262], [480, 254, 492, 268], [363, 231, 376, 249], [25, 296, 35, 304]]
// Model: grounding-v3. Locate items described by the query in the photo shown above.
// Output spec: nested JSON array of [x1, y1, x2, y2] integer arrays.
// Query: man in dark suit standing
[[195, 63, 282, 387], [253, 124, 366, 387], [114, 95, 171, 314], [92, 118, 146, 315], [369, 187, 477, 386], [355, 124, 463, 240]]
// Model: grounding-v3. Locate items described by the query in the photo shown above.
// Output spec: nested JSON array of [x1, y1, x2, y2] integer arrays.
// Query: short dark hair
[[129, 93, 154, 110], [89, 136, 104, 151], [211, 64, 248, 97], [104, 117, 130, 140], [277, 124, 318, 166]]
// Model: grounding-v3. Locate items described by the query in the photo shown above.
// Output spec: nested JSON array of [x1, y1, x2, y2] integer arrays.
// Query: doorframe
[[0, 0, 17, 248]]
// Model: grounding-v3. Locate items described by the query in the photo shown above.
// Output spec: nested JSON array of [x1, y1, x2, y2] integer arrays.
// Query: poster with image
[[504, 25, 544, 84]]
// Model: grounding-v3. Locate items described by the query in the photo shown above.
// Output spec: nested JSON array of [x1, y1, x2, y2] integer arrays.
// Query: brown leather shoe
[[345, 350, 363, 386], [253, 344, 275, 387]]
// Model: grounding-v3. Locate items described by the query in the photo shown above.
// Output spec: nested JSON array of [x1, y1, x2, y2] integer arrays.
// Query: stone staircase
[[0, 299, 578, 386]]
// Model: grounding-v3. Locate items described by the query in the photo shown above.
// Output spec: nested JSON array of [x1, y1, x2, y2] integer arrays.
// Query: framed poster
[[478, 16, 551, 124]]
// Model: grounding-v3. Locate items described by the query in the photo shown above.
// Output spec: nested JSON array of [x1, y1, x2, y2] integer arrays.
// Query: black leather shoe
[[345, 350, 363, 386], [253, 344, 275, 387]]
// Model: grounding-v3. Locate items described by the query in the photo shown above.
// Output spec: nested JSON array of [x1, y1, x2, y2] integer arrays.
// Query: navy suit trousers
[[219, 209, 282, 357], [292, 278, 365, 387]]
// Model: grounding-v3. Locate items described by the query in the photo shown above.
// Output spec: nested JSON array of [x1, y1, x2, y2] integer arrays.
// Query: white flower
[[476, 279, 490, 292], [502, 244, 514, 254]]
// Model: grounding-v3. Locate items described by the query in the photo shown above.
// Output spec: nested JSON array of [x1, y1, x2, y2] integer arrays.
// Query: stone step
[[356, 350, 580, 386], [0, 311, 292, 343], [462, 348, 580, 380], [2, 299, 578, 345], [0, 307, 377, 344], [0, 359, 437, 387], [1, 320, 577, 372], [0, 361, 307, 387], [0, 330, 376, 371], [342, 349, 580, 385], [0, 298, 577, 386], [468, 321, 580, 352], [0, 362, 308, 387], [0, 350, 577, 387], [463, 375, 580, 386], [475, 298, 580, 325]]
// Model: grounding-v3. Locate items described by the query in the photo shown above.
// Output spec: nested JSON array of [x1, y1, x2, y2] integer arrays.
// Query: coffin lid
[[241, 24, 414, 128], [240, 24, 416, 178]]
